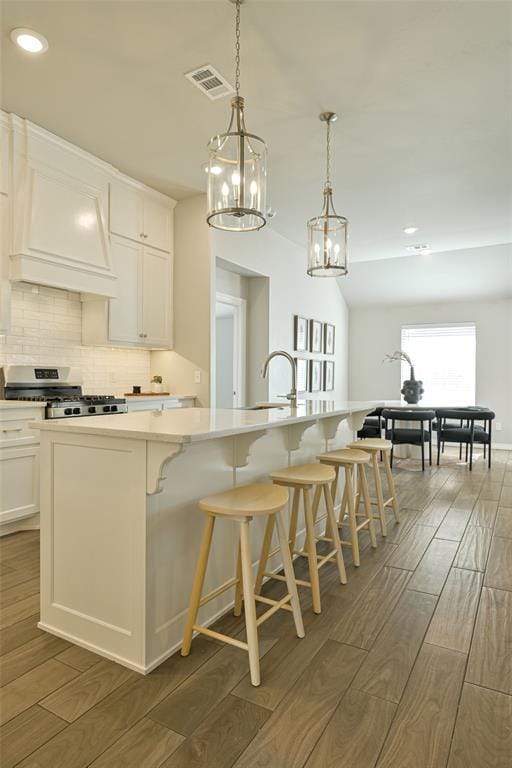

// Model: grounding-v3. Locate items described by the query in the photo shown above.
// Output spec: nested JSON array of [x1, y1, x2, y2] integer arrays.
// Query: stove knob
[[88, 406, 96, 414], [103, 405, 111, 412], [73, 407, 80, 415], [64, 408, 72, 415], [110, 405, 117, 412]]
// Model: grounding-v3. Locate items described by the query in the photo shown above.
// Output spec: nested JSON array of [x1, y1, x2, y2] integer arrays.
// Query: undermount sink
[[240, 402, 286, 411]]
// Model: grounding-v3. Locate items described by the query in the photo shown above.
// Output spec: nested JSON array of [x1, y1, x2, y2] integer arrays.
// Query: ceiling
[[1, 0, 512, 264], [340, 242, 512, 307]]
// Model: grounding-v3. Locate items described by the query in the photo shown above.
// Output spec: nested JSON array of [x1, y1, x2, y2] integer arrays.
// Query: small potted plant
[[151, 375, 163, 394], [383, 350, 424, 404]]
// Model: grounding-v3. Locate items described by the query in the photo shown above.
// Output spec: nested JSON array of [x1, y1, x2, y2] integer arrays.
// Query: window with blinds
[[400, 323, 476, 406]]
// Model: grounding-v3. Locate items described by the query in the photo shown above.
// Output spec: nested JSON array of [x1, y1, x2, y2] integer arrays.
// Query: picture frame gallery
[[293, 315, 336, 392]]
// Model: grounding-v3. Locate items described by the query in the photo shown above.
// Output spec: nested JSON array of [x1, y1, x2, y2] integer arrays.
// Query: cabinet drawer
[[0, 416, 42, 447]]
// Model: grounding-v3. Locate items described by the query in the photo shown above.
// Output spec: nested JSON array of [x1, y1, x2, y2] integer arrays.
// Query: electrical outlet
[[194, 370, 201, 384], [495, 422, 502, 431]]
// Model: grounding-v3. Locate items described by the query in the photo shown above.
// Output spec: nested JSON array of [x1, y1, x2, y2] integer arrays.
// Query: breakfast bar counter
[[31, 400, 378, 673]]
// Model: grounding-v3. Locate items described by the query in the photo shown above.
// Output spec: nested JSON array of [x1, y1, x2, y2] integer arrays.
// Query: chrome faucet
[[261, 350, 298, 408]]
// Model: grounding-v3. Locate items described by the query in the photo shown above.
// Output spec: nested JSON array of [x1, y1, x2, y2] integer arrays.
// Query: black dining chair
[[357, 407, 384, 439], [434, 406, 490, 460], [436, 409, 495, 470], [381, 409, 436, 471]]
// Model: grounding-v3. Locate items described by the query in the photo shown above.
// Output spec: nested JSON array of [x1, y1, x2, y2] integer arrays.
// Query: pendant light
[[206, 0, 267, 232], [307, 112, 348, 277]]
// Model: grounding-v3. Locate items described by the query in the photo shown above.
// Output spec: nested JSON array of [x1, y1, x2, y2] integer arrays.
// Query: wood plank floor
[[1, 447, 512, 767]]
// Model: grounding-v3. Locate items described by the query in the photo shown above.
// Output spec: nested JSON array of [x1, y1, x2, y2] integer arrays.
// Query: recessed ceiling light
[[403, 226, 418, 234], [10, 28, 48, 54]]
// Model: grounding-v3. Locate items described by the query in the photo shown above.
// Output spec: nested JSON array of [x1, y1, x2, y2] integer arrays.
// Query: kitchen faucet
[[261, 351, 298, 408]]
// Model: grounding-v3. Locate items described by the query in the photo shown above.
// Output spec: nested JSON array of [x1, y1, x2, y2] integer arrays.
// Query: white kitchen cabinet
[[108, 236, 141, 344], [0, 405, 44, 532], [0, 113, 9, 195], [82, 237, 172, 349], [141, 246, 170, 346], [109, 177, 173, 253], [0, 446, 39, 525], [125, 396, 195, 413], [0, 192, 11, 335]]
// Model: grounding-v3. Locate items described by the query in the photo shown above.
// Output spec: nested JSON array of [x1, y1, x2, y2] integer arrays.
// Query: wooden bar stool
[[317, 448, 377, 566], [255, 463, 347, 615], [347, 438, 400, 537], [181, 483, 305, 687]]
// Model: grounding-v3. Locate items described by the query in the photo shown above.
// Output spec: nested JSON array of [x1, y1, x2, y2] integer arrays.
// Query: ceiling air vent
[[185, 65, 234, 101], [406, 244, 432, 255]]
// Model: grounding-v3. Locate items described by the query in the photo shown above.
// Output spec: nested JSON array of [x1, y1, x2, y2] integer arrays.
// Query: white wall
[[349, 298, 512, 444], [0, 283, 151, 394], [212, 225, 349, 403]]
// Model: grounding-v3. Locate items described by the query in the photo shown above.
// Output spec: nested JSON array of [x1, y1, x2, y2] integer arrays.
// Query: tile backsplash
[[0, 283, 151, 394]]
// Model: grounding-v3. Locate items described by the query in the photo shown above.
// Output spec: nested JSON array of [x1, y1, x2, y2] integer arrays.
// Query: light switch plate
[[495, 422, 502, 431], [194, 370, 201, 384]]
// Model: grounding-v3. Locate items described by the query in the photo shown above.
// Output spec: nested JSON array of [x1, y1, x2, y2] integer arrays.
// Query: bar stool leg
[[288, 488, 300, 556], [359, 463, 377, 548], [371, 452, 388, 537], [234, 540, 243, 616], [181, 514, 216, 657], [254, 515, 275, 595], [239, 519, 260, 687], [344, 465, 360, 566], [383, 451, 400, 523], [303, 487, 322, 614], [324, 484, 347, 584], [275, 510, 305, 638]]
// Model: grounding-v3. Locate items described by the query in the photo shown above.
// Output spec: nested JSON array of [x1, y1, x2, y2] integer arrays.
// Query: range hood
[[8, 115, 117, 298]]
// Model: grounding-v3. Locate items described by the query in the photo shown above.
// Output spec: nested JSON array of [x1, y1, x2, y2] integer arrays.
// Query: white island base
[[33, 401, 377, 673]]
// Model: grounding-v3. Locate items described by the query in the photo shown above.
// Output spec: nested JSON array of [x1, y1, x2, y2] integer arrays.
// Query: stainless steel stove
[[0, 365, 128, 419]]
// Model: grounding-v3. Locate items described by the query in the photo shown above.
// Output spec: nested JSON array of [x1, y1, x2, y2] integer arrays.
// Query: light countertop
[[0, 400, 46, 409], [30, 400, 380, 444], [123, 394, 196, 403]]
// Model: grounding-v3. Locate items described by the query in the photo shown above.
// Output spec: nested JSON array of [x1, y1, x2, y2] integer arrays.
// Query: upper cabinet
[[110, 178, 173, 253], [9, 116, 116, 297], [0, 113, 9, 195]]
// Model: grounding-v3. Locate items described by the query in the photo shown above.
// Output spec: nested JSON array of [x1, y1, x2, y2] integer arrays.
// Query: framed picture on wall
[[309, 359, 322, 392], [294, 315, 309, 352], [310, 320, 323, 353], [324, 323, 335, 355], [323, 360, 335, 391], [295, 358, 309, 393]]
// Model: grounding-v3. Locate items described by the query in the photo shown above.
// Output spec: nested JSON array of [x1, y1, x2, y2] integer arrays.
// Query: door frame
[[215, 292, 247, 408]]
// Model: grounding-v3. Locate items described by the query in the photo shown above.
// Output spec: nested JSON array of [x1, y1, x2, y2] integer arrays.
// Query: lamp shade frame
[[206, 96, 267, 232], [307, 185, 348, 277]]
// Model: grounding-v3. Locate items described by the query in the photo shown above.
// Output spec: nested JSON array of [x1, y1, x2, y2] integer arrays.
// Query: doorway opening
[[215, 292, 246, 408]]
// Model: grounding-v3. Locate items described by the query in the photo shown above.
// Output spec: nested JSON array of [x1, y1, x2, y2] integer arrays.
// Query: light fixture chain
[[235, 0, 241, 97], [326, 119, 331, 185]]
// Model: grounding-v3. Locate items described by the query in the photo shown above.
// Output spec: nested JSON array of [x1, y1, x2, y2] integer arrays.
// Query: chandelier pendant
[[206, 0, 267, 232], [307, 112, 348, 277]]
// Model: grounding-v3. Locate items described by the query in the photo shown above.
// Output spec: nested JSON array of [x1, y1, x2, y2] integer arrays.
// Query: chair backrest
[[382, 409, 436, 423], [436, 408, 495, 422]]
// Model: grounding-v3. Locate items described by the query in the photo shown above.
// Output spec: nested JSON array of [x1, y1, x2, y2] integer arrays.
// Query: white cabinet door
[[0, 118, 9, 195], [142, 247, 170, 347], [0, 445, 39, 525], [108, 237, 142, 344], [109, 180, 144, 243], [143, 196, 171, 252], [0, 193, 11, 335]]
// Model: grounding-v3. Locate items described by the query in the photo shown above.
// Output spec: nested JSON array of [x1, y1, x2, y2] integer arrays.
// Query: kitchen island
[[32, 400, 378, 673]]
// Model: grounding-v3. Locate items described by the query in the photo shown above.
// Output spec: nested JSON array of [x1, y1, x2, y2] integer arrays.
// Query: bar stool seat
[[270, 463, 336, 487], [200, 484, 289, 517], [317, 447, 377, 566], [255, 463, 347, 615], [182, 483, 305, 687], [347, 438, 400, 536]]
